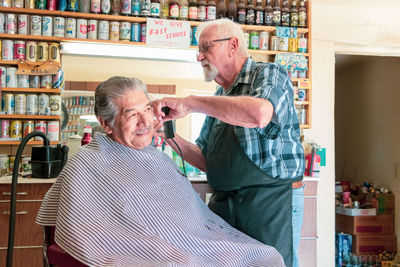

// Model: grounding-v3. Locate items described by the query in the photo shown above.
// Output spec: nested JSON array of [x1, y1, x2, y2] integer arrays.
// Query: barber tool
[[161, 106, 175, 139], [7, 131, 69, 267]]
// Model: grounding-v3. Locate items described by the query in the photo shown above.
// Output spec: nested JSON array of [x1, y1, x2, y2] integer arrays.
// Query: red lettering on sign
[[154, 20, 164, 25]]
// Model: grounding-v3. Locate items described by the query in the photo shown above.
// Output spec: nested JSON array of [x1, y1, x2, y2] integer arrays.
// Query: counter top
[[0, 176, 57, 184]]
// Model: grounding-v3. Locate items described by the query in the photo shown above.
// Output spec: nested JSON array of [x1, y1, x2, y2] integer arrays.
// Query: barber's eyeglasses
[[196, 37, 232, 57]]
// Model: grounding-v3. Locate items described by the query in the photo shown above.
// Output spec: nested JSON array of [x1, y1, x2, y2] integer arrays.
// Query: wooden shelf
[[0, 140, 59, 145], [0, 114, 60, 120], [1, 88, 61, 93], [300, 124, 310, 129], [0, 60, 52, 66], [0, 33, 61, 42], [67, 105, 93, 108], [0, 6, 61, 15], [295, 101, 310, 105]]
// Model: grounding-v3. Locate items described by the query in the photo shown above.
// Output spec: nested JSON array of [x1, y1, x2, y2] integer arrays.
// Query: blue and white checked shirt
[[196, 58, 305, 179]]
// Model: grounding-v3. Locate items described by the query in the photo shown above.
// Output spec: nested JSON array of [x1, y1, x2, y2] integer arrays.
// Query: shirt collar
[[224, 58, 257, 95]]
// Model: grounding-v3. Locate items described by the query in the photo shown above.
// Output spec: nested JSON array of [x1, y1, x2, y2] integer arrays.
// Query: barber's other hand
[[151, 97, 190, 122]]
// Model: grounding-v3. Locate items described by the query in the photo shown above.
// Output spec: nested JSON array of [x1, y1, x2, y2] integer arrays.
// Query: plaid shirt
[[196, 58, 305, 179]]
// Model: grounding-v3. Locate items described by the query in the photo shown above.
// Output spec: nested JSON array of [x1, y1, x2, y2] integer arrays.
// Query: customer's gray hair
[[95, 76, 149, 128], [195, 18, 249, 57]]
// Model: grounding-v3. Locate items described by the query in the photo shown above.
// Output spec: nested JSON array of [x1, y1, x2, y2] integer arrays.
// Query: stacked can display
[[0, 119, 59, 141]]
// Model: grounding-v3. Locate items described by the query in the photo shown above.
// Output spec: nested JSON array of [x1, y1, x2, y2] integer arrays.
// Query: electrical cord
[[170, 138, 187, 176]]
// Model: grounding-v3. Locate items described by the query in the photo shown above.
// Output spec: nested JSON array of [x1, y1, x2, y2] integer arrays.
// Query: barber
[[153, 19, 305, 267]]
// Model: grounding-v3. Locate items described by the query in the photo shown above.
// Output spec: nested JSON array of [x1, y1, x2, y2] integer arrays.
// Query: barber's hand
[[152, 118, 166, 139], [151, 97, 190, 122]]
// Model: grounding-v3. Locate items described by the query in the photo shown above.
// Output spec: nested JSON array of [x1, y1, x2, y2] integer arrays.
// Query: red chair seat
[[48, 243, 87, 267]]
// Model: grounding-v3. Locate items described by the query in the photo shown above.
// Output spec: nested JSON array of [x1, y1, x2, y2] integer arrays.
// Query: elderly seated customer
[[36, 76, 285, 267]]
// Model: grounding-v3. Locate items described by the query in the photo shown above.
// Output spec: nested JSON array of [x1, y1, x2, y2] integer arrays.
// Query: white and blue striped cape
[[36, 134, 285, 267]]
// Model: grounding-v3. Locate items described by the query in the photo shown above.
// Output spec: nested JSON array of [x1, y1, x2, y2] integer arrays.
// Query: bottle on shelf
[[298, 0, 306, 28], [161, 0, 170, 18], [264, 0, 273, 26], [227, 0, 237, 21], [289, 0, 298, 27], [255, 0, 264, 25], [111, 0, 121, 15], [81, 126, 92, 146], [281, 0, 289, 26], [272, 0, 281, 26], [216, 0, 227, 19], [197, 0, 207, 21], [245, 0, 255, 25], [236, 0, 246, 24], [206, 0, 216, 21], [151, 0, 162, 17], [169, 0, 180, 19], [188, 0, 198, 20], [179, 0, 189, 20]]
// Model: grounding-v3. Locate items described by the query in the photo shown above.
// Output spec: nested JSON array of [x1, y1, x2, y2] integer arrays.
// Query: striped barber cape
[[36, 134, 285, 267]]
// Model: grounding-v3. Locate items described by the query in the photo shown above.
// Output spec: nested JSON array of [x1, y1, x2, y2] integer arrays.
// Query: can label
[[47, 0, 57, 10], [68, 0, 79, 11], [150, 2, 160, 17], [0, 155, 9, 175], [21, 155, 31, 172], [13, 41, 26, 60], [15, 94, 27, 115], [41, 75, 52, 89], [3, 94, 15, 114], [34, 121, 47, 140], [91, 0, 101, 13], [18, 75, 29, 88], [47, 121, 59, 141], [109, 21, 120, 41], [49, 43, 60, 63], [17, 14, 28, 35], [42, 16, 53, 36], [38, 94, 50, 115], [249, 32, 260, 50], [87, 20, 98, 40], [6, 14, 17, 34], [120, 22, 131, 41], [132, 0, 141, 16], [26, 94, 39, 115], [131, 23, 141, 42], [98, 20, 109, 40], [30, 15, 42, 36], [77, 19, 88, 39], [121, 0, 131, 14], [141, 24, 146, 42], [6, 67, 17, 88], [1, 120, 10, 138], [65, 18, 77, 38], [0, 14, 6, 34], [54, 17, 65, 37], [29, 76, 40, 88], [278, 37, 289, 51], [101, 0, 111, 14], [23, 121, 34, 137], [298, 37, 307, 53], [10, 120, 22, 139], [38, 42, 49, 62], [49, 95, 61, 115], [259, 32, 269, 50], [2, 40, 14, 60]]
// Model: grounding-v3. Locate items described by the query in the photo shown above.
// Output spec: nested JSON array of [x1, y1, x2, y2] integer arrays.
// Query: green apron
[[206, 122, 302, 267]]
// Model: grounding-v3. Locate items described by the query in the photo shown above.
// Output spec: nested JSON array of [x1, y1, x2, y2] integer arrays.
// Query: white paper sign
[[146, 18, 191, 48]]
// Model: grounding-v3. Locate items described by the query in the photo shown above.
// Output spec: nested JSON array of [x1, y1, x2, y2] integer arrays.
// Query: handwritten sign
[[146, 18, 191, 48], [16, 60, 61, 75]]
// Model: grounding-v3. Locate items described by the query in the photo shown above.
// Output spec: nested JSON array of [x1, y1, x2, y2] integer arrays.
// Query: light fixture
[[61, 41, 198, 63]]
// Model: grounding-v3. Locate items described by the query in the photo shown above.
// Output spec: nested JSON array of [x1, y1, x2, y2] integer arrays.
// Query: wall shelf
[[1, 88, 61, 94], [0, 33, 61, 42], [0, 114, 60, 120]]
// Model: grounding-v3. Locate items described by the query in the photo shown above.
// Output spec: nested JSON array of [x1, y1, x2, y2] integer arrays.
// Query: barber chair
[[43, 226, 87, 267]]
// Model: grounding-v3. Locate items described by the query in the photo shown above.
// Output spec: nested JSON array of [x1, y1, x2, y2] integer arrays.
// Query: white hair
[[195, 19, 249, 57]]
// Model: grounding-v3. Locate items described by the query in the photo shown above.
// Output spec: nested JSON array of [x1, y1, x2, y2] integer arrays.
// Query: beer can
[[10, 120, 22, 139], [53, 17, 65, 37], [65, 17, 77, 38], [271, 36, 279, 51], [2, 40, 13, 60], [37, 42, 48, 62], [131, 23, 140, 42], [120, 21, 130, 41], [9, 155, 16, 173], [26, 41, 38, 62], [76, 18, 88, 39], [101, 0, 111, 14], [13, 0, 24, 7], [67, 0, 78, 11], [47, 121, 59, 141], [34, 121, 47, 140], [58, 0, 67, 10], [18, 74, 29, 88], [109, 21, 119, 41], [0, 13, 5, 33], [30, 15, 42, 36], [298, 36, 308, 53], [0, 66, 6, 87], [23, 121, 34, 137], [41, 16, 53, 36], [52, 68, 64, 89], [191, 26, 198, 46], [6, 14, 17, 34], [13, 40, 26, 60], [0, 154, 9, 175], [0, 120, 10, 138], [47, 0, 57, 10], [25, 0, 35, 9], [278, 37, 289, 52], [259, 32, 269, 50], [41, 75, 52, 88], [49, 95, 61, 115], [91, 0, 101, 13], [29, 75, 40, 88], [111, 0, 120, 15], [141, 23, 146, 43], [87, 19, 98, 40], [49, 43, 60, 63], [120, 0, 131, 15], [3, 94, 14, 114], [80, 0, 90, 12], [38, 93, 49, 115], [36, 0, 46, 9], [2, 0, 11, 7], [17, 14, 29, 35], [15, 94, 26, 115], [26, 94, 38, 114], [98, 20, 109, 40], [21, 155, 31, 172], [6, 67, 17, 88], [0, 41, 2, 59], [249, 32, 260, 50]]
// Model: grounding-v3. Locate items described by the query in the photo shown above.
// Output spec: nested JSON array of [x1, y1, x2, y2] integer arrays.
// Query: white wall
[[309, 1, 400, 266]]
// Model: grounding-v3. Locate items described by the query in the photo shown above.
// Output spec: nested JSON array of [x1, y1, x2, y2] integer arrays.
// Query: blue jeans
[[292, 186, 304, 267]]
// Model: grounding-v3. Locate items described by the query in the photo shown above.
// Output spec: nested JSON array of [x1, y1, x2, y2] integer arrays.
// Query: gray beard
[[202, 63, 219, 82]]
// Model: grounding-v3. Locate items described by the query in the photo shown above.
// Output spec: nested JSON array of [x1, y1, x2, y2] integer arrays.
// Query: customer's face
[[107, 89, 154, 149]]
